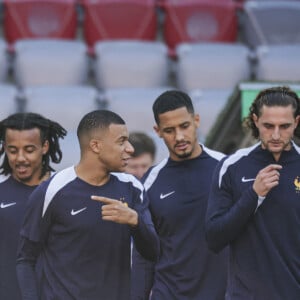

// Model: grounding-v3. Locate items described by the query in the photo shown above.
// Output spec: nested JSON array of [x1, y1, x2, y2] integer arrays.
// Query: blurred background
[[0, 0, 299, 169]]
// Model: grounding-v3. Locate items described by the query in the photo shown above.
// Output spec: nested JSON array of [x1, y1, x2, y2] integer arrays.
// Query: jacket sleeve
[[205, 160, 259, 253], [131, 244, 155, 300], [16, 184, 50, 300], [131, 190, 159, 262], [16, 237, 41, 300]]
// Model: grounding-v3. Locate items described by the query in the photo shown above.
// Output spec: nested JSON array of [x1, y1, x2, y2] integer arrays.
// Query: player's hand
[[91, 195, 138, 226], [253, 164, 282, 197]]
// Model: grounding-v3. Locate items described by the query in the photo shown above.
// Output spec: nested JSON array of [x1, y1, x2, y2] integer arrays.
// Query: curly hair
[[244, 86, 300, 139], [0, 112, 67, 178]]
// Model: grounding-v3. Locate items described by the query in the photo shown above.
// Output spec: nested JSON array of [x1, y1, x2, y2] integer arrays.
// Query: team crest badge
[[293, 176, 300, 192]]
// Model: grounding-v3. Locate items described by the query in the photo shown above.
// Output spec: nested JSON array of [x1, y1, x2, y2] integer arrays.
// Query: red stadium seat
[[81, 0, 158, 49], [160, 0, 239, 53], [3, 0, 77, 45]]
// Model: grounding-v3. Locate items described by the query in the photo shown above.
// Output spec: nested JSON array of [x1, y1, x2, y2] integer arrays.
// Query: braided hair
[[0, 112, 67, 178]]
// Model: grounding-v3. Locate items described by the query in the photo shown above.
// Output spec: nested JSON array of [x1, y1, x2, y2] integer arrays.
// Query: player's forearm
[[131, 211, 159, 262], [131, 245, 155, 299], [205, 187, 258, 252], [16, 259, 39, 300], [16, 236, 41, 300]]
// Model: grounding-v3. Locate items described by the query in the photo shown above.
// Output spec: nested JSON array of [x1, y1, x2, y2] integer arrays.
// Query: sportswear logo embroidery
[[160, 191, 175, 199], [71, 207, 87, 216], [241, 176, 255, 183], [0, 202, 17, 208]]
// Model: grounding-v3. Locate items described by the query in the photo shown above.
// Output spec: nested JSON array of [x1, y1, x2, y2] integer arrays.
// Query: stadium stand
[[81, 0, 158, 50], [22, 85, 101, 130], [159, 0, 239, 54], [13, 39, 89, 88], [3, 0, 78, 45], [254, 44, 300, 82], [93, 40, 170, 89], [0, 38, 9, 82], [0, 0, 297, 156], [241, 0, 300, 48], [175, 42, 252, 91], [102, 87, 172, 132], [0, 83, 20, 117]]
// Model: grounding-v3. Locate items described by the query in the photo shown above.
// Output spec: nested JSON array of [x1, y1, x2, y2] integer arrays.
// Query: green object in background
[[240, 82, 300, 120]]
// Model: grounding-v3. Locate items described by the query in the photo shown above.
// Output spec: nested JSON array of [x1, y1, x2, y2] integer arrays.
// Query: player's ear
[[252, 113, 258, 127], [154, 125, 162, 138], [295, 115, 300, 129], [89, 138, 102, 154], [42, 140, 49, 155], [194, 113, 200, 128]]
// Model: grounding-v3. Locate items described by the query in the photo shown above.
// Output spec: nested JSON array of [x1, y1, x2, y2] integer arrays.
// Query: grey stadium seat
[[13, 39, 89, 88], [175, 42, 251, 91], [254, 44, 300, 82], [93, 40, 170, 89], [242, 1, 300, 48], [103, 87, 172, 132], [22, 85, 100, 130]]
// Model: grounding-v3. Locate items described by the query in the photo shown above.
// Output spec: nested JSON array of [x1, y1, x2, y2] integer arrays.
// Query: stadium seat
[[13, 39, 89, 88], [175, 42, 251, 91], [189, 88, 233, 142], [3, 0, 77, 45], [160, 0, 239, 54], [254, 45, 300, 82], [0, 39, 9, 82], [22, 85, 100, 130], [103, 87, 172, 132], [94, 40, 169, 89], [241, 1, 300, 48], [0, 84, 20, 118], [81, 0, 157, 49]]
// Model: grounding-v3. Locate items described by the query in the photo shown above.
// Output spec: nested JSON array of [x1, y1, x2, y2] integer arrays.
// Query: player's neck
[[75, 163, 110, 186], [13, 170, 50, 187]]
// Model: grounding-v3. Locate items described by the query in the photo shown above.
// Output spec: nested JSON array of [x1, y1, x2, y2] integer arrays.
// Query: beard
[[175, 150, 193, 159], [261, 139, 292, 153]]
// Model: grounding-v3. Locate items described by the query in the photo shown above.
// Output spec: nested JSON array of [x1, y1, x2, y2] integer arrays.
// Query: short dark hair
[[129, 132, 156, 159], [0, 112, 67, 177], [77, 110, 125, 140], [152, 90, 195, 125], [244, 86, 300, 139]]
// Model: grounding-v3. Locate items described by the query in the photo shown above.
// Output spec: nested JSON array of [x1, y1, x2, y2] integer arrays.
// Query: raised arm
[[205, 163, 282, 253], [91, 194, 159, 261]]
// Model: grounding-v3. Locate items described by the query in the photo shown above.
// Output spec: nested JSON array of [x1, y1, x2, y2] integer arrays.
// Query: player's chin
[[16, 174, 33, 184], [119, 159, 130, 169], [175, 149, 192, 159], [268, 145, 285, 154]]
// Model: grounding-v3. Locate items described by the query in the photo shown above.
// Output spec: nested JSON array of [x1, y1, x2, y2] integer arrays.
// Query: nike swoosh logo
[[160, 191, 175, 199], [71, 207, 87, 216], [241, 176, 255, 183], [0, 202, 17, 208]]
